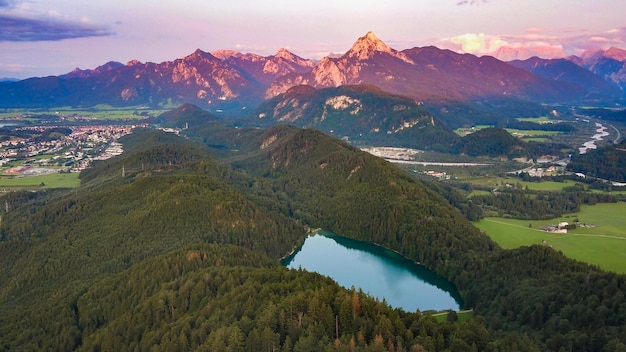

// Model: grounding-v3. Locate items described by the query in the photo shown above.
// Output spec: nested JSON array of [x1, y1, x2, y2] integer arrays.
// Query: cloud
[[448, 33, 509, 54], [525, 27, 543, 34], [438, 27, 626, 60], [0, 14, 112, 42], [456, 0, 487, 5], [557, 27, 626, 55], [0, 0, 16, 8], [0, 62, 31, 73]]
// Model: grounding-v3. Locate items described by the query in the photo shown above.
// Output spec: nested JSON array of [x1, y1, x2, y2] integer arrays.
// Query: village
[[540, 220, 596, 234], [0, 123, 147, 176]]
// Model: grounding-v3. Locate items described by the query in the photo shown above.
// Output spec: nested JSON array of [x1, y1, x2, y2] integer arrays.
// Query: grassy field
[[521, 137, 552, 142], [463, 176, 578, 192], [453, 118, 563, 141], [0, 106, 167, 120], [504, 128, 563, 142], [518, 179, 578, 191], [591, 188, 626, 195], [453, 125, 492, 136], [432, 310, 474, 323], [0, 172, 80, 189], [474, 202, 626, 273], [468, 190, 491, 197], [515, 117, 553, 123]]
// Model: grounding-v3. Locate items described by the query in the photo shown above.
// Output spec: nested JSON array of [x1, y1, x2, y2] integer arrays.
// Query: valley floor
[[474, 202, 626, 273]]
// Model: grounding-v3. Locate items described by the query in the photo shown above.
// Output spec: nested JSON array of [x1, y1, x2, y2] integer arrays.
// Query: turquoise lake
[[281, 232, 462, 312]]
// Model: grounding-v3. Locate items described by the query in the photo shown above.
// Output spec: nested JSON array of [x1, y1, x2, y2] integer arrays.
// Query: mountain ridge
[[509, 56, 623, 100], [0, 32, 623, 118], [567, 47, 626, 92], [252, 84, 458, 151]]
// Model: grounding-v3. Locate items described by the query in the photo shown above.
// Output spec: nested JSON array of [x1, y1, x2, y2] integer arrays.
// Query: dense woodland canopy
[[567, 139, 626, 182], [0, 116, 625, 351]]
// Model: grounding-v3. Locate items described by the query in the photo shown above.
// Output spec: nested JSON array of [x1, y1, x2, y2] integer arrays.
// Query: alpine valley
[[1, 32, 626, 352]]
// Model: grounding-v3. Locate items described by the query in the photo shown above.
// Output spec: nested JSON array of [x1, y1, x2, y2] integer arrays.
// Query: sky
[[1, 0, 626, 79]]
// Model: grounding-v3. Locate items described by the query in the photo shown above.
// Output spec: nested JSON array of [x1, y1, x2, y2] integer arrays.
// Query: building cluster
[[361, 146, 423, 161], [540, 222, 570, 233], [523, 165, 563, 178], [423, 170, 451, 180], [1, 124, 145, 173]]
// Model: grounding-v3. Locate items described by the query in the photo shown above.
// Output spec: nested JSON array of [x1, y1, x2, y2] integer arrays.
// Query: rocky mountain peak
[[61, 61, 124, 79], [311, 57, 347, 86], [345, 31, 413, 64], [580, 47, 626, 63], [604, 47, 626, 62], [275, 48, 295, 61], [273, 48, 315, 68], [347, 31, 392, 59], [211, 49, 242, 60], [185, 48, 217, 62]]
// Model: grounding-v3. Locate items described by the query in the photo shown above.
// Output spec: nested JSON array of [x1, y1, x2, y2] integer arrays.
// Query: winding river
[[579, 122, 610, 154]]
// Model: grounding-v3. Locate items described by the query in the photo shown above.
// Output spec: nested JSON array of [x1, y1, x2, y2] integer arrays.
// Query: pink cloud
[[456, 0, 487, 5], [438, 27, 626, 60], [526, 27, 543, 34]]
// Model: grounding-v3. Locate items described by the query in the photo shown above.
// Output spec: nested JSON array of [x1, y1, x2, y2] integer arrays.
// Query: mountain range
[[567, 47, 626, 92], [0, 32, 624, 123]]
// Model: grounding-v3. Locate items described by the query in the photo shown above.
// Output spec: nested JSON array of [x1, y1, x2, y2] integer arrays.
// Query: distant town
[[0, 113, 156, 178]]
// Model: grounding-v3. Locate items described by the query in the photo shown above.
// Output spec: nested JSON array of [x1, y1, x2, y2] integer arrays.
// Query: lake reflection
[[282, 232, 461, 312]]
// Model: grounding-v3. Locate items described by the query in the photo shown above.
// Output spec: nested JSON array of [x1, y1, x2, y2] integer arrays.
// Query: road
[[608, 123, 622, 144], [388, 159, 489, 166]]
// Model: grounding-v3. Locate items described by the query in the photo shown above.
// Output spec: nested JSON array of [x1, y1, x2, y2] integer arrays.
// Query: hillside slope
[[252, 84, 459, 150], [0, 126, 494, 350], [1, 113, 625, 350]]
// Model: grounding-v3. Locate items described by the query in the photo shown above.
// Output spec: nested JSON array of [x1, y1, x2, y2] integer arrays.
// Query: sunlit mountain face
[[0, 32, 622, 116]]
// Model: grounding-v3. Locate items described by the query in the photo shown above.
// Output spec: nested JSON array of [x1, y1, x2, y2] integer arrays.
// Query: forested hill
[[0, 112, 625, 350], [250, 84, 459, 151], [567, 139, 626, 182], [453, 127, 526, 157], [0, 127, 497, 350], [226, 125, 496, 277], [183, 115, 626, 351]]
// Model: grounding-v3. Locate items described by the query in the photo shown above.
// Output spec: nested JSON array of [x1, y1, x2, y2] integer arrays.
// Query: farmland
[[463, 176, 578, 192], [474, 202, 626, 273], [0, 106, 167, 120], [0, 171, 80, 189]]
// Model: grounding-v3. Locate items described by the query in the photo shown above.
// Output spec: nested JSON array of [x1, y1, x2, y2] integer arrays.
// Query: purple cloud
[[457, 0, 487, 5], [0, 14, 112, 41]]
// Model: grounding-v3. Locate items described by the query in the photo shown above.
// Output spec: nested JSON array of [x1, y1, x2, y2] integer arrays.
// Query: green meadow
[[515, 117, 553, 123], [464, 176, 578, 192], [474, 202, 626, 273], [0, 106, 167, 120], [504, 128, 562, 141], [453, 117, 564, 141], [432, 310, 474, 323], [453, 125, 492, 136], [0, 172, 80, 189]]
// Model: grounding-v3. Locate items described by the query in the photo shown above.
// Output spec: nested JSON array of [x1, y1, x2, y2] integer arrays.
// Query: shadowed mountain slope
[[251, 84, 459, 150]]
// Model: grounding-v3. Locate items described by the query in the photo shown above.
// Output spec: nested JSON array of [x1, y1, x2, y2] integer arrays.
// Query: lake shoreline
[[283, 230, 462, 312]]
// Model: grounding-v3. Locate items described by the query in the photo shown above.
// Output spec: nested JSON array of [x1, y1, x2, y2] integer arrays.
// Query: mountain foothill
[[1, 32, 626, 351]]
